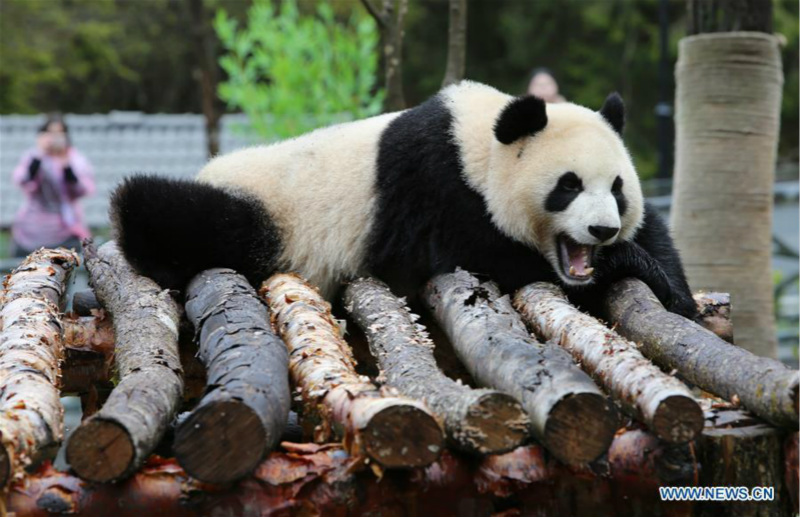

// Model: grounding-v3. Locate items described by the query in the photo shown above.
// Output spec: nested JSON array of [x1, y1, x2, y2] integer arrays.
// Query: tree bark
[[671, 24, 783, 357], [0, 248, 79, 486], [423, 270, 617, 465], [694, 291, 734, 343], [65, 240, 184, 483], [361, 0, 407, 111], [687, 0, 773, 35], [605, 278, 799, 428], [514, 282, 704, 444], [186, 0, 222, 157], [260, 273, 443, 469], [697, 407, 792, 517], [343, 277, 527, 455], [175, 268, 290, 484], [441, 0, 467, 88]]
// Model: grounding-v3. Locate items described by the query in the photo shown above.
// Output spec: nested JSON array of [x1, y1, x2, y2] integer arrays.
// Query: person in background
[[527, 67, 567, 103], [11, 113, 95, 258]]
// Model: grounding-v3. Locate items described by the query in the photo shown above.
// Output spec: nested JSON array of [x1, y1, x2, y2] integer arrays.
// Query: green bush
[[214, 0, 383, 140]]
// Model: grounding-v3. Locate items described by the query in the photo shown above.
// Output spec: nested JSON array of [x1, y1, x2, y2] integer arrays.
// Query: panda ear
[[493, 95, 548, 145], [599, 92, 625, 135]]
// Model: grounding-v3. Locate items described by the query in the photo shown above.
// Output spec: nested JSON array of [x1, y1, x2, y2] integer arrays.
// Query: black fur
[[370, 95, 696, 319], [493, 95, 548, 145], [600, 92, 625, 134], [110, 175, 282, 291], [612, 176, 627, 216], [545, 172, 583, 212]]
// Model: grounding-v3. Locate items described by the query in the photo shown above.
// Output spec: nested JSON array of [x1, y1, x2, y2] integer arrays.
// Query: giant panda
[[111, 80, 697, 319]]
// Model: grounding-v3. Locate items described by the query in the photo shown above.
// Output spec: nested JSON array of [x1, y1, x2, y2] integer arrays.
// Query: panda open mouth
[[557, 235, 595, 282]]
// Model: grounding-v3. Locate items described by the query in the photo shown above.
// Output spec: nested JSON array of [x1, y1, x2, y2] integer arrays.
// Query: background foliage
[[214, 0, 383, 139], [1, 0, 797, 179]]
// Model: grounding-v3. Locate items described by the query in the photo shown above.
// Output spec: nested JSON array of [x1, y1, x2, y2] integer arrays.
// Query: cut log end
[[363, 404, 443, 468], [545, 393, 617, 464], [652, 395, 705, 444], [174, 400, 268, 484], [461, 392, 528, 454], [66, 419, 135, 483]]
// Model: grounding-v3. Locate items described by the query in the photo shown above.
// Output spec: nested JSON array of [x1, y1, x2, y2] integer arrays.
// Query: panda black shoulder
[[367, 90, 550, 299]]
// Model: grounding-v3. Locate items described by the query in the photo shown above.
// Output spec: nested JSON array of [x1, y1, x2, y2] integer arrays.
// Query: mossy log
[[343, 277, 528, 454], [515, 282, 703, 443], [0, 248, 79, 486], [260, 273, 443, 469], [423, 269, 617, 465], [65, 241, 184, 483], [175, 268, 291, 484], [605, 278, 799, 428]]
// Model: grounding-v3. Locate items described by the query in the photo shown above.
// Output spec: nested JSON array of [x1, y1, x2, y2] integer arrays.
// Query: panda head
[[485, 93, 644, 287]]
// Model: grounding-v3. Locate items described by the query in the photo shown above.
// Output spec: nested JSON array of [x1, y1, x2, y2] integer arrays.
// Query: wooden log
[[423, 270, 617, 465], [0, 248, 79, 486], [61, 314, 115, 396], [514, 282, 704, 443], [343, 277, 528, 454], [694, 291, 733, 343], [65, 240, 184, 483], [72, 288, 102, 317], [605, 278, 799, 428], [697, 407, 792, 517], [260, 273, 443, 469], [175, 268, 291, 484]]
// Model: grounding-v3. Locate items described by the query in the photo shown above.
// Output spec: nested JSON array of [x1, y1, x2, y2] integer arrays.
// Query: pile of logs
[[0, 243, 797, 517]]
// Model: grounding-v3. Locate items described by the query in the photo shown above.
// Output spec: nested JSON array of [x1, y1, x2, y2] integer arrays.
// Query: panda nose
[[589, 225, 619, 242]]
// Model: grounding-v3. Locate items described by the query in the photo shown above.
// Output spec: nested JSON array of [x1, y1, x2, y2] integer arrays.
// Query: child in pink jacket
[[11, 114, 95, 257]]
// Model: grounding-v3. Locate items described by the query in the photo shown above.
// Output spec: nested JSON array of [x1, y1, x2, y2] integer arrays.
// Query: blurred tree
[[671, 0, 782, 357], [441, 0, 468, 88], [186, 0, 224, 157], [214, 0, 383, 140], [360, 0, 409, 111]]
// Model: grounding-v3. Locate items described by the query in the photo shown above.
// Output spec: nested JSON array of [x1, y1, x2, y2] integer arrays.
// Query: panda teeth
[[569, 265, 576, 276], [584, 267, 595, 275]]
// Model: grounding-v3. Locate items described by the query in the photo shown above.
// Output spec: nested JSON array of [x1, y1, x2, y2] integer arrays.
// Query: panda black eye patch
[[612, 175, 627, 216], [545, 172, 583, 212]]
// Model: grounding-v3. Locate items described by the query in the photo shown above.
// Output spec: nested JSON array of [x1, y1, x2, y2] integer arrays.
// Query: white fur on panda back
[[198, 112, 402, 296]]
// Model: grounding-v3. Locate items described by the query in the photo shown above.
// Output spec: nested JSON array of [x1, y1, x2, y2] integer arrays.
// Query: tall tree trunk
[[361, 0, 407, 111], [441, 0, 467, 88], [671, 0, 782, 357], [187, 0, 222, 158]]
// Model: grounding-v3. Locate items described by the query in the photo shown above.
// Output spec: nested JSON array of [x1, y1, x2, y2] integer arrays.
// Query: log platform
[[0, 248, 795, 516]]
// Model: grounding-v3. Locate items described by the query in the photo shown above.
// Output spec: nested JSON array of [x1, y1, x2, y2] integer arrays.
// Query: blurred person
[[10, 114, 95, 258], [527, 67, 566, 103]]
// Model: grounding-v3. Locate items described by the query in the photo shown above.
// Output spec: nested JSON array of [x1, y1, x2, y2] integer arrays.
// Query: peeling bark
[[0, 248, 79, 486], [176, 268, 290, 484], [514, 282, 703, 443], [693, 291, 733, 343], [260, 273, 443, 469], [343, 277, 528, 454], [605, 278, 799, 428], [423, 270, 617, 465], [65, 240, 184, 483]]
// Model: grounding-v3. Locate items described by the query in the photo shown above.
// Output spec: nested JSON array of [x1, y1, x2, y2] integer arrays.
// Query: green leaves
[[214, 0, 384, 141]]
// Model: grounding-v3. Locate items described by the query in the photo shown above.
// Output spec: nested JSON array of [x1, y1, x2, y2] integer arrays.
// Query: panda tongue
[[567, 243, 591, 276]]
